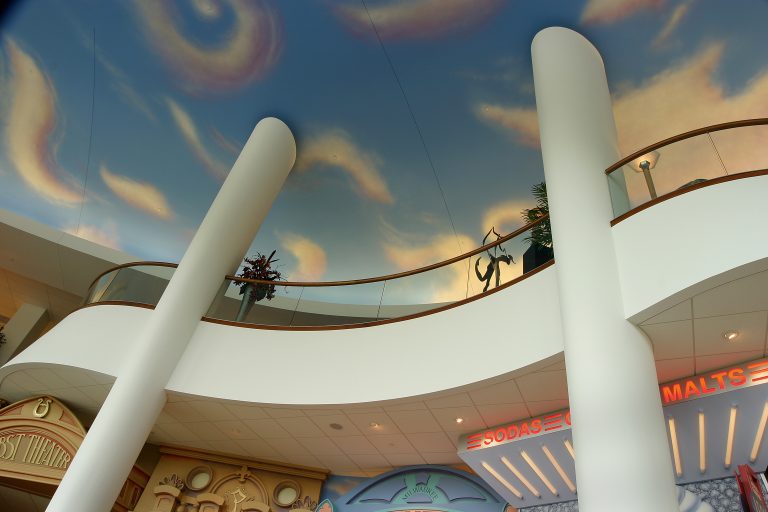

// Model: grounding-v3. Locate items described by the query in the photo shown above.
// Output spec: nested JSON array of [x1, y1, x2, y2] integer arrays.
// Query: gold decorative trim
[[158, 445, 328, 481]]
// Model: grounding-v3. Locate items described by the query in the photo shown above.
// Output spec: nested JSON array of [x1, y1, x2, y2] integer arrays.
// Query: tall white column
[[47, 118, 296, 512], [531, 28, 678, 511]]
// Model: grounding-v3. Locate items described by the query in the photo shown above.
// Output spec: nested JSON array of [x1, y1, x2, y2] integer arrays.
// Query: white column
[[531, 28, 678, 512], [47, 118, 296, 512]]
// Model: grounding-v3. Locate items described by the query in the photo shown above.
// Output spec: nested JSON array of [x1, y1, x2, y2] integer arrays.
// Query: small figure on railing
[[475, 227, 514, 292]]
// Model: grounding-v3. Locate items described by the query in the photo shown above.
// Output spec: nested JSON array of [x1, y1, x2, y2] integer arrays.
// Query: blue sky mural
[[1, 0, 767, 292]]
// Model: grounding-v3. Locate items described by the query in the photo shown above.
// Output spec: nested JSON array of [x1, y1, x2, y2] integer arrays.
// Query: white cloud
[[482, 200, 533, 234], [279, 233, 327, 281], [476, 103, 540, 148], [476, 43, 768, 206], [335, 0, 503, 40], [64, 223, 120, 250], [652, 0, 694, 49], [3, 39, 83, 205], [581, 0, 664, 24], [295, 129, 394, 204], [100, 164, 174, 220], [166, 98, 229, 180]]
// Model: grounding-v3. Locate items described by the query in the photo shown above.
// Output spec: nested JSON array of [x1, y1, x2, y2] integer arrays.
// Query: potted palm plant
[[521, 182, 554, 273], [234, 250, 283, 322]]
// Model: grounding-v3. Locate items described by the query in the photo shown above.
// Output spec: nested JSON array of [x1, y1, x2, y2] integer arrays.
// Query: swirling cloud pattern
[[279, 233, 327, 281], [335, 0, 503, 40], [295, 130, 394, 204], [134, 0, 281, 93], [3, 39, 82, 205], [100, 165, 174, 220]]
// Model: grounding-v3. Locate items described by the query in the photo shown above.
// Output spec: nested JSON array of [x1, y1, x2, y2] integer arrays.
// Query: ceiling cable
[[361, 0, 464, 254]]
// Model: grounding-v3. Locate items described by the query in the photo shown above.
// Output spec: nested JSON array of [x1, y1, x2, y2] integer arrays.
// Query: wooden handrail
[[76, 260, 555, 331], [227, 215, 549, 287], [86, 261, 179, 292], [85, 216, 549, 290], [605, 118, 768, 175]]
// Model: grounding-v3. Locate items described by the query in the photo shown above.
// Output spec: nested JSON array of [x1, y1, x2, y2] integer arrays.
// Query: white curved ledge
[[1, 267, 564, 405], [613, 174, 768, 322]]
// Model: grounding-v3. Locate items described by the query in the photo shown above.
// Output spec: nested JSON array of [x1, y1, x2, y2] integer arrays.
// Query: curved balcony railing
[[82, 217, 554, 329], [606, 118, 768, 224]]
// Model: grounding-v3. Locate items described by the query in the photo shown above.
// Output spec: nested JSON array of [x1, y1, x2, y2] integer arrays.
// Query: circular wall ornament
[[186, 465, 213, 491], [274, 480, 301, 507]]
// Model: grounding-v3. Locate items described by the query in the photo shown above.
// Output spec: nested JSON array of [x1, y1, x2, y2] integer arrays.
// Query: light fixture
[[521, 450, 558, 496], [725, 405, 738, 468], [541, 445, 576, 493], [698, 411, 706, 474], [455, 417, 464, 424], [482, 462, 522, 499], [564, 439, 576, 460], [722, 330, 739, 341], [501, 456, 541, 498], [628, 150, 660, 199], [668, 417, 683, 477], [369, 422, 379, 428], [750, 402, 768, 462]]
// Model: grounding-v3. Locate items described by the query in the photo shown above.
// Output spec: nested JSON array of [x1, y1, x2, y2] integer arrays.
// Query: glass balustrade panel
[[290, 282, 386, 326], [377, 262, 467, 319], [93, 265, 175, 305], [611, 134, 728, 215], [206, 280, 303, 326], [709, 125, 768, 175]]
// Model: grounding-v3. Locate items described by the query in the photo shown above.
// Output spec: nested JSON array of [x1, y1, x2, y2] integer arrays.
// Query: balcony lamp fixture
[[628, 150, 660, 199], [456, 417, 464, 424], [723, 330, 739, 341]]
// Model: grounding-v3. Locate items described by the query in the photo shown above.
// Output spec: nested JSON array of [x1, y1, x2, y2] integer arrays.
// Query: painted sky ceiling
[[1, 0, 767, 290]]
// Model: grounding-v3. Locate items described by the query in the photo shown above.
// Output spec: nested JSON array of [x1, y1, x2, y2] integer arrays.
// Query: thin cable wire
[[75, 27, 97, 233], [707, 131, 729, 176], [361, 0, 464, 254]]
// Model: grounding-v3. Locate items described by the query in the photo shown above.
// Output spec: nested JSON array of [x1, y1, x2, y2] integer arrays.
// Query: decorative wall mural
[[1, 0, 767, 290], [320, 466, 506, 512]]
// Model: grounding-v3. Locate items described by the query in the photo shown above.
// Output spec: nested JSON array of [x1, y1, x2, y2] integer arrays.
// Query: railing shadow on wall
[[81, 216, 554, 330], [606, 118, 768, 225]]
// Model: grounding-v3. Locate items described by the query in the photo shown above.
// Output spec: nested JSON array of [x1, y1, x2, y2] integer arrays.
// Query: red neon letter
[[661, 384, 683, 403], [699, 377, 716, 394], [683, 380, 700, 399], [711, 371, 728, 390], [729, 368, 746, 386]]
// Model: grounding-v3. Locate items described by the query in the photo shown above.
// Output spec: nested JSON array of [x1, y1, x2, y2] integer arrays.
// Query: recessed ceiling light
[[455, 417, 464, 424], [329, 423, 343, 430], [369, 422, 379, 428], [723, 330, 739, 341]]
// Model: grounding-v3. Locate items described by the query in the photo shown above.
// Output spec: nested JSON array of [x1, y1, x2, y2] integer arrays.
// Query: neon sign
[[660, 359, 768, 405], [462, 358, 768, 451], [465, 412, 571, 450]]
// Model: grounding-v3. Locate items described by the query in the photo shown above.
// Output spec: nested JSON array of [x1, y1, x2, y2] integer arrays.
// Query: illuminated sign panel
[[660, 359, 768, 405], [462, 358, 768, 452], [465, 412, 571, 451]]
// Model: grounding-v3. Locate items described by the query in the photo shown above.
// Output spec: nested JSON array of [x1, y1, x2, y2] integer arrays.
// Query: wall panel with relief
[[132, 446, 327, 512]]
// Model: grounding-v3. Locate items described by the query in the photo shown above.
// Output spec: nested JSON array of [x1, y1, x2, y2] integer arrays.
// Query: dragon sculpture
[[475, 227, 514, 292]]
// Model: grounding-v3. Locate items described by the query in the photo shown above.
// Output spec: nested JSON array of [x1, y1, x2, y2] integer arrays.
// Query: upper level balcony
[[1, 119, 767, 478]]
